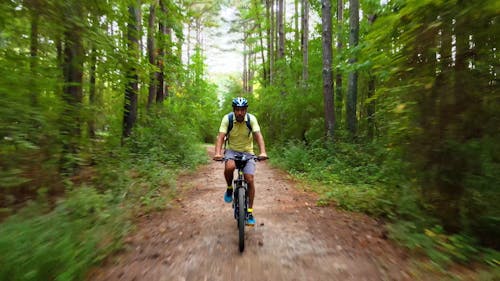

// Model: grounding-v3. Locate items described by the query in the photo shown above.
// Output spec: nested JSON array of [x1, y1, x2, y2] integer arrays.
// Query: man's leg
[[244, 174, 255, 208], [224, 160, 236, 202], [244, 173, 256, 226], [224, 160, 236, 185], [243, 159, 256, 226]]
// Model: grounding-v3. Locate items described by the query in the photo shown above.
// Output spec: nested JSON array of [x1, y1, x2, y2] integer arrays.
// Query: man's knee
[[244, 174, 255, 184], [225, 160, 236, 170]]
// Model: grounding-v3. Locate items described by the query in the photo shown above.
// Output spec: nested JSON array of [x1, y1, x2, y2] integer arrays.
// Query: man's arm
[[254, 131, 267, 158], [214, 132, 226, 160]]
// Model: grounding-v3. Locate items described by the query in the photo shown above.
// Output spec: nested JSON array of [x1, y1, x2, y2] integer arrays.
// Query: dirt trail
[[88, 147, 412, 281]]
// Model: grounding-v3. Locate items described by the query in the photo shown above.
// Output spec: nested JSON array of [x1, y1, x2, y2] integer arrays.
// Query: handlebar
[[213, 155, 269, 162]]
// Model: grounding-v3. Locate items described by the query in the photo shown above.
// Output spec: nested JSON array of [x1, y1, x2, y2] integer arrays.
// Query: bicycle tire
[[238, 187, 246, 252]]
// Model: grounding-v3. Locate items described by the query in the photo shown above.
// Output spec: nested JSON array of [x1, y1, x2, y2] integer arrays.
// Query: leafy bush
[[129, 109, 208, 169], [274, 139, 500, 268], [0, 188, 129, 281], [388, 222, 500, 268], [271, 140, 397, 217], [0, 106, 210, 281]]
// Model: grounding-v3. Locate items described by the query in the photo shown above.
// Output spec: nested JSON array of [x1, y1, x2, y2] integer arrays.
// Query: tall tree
[[277, 0, 285, 59], [156, 0, 167, 103], [346, 0, 359, 137], [366, 13, 377, 139], [294, 0, 299, 44], [88, 46, 97, 139], [61, 1, 85, 171], [335, 0, 343, 122], [301, 0, 309, 83], [322, 0, 335, 139], [27, 0, 40, 106], [253, 0, 267, 86], [123, 0, 140, 139], [267, 0, 274, 84], [147, 1, 157, 108]]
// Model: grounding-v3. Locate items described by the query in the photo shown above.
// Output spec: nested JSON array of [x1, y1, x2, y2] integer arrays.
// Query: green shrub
[[273, 139, 500, 269], [129, 110, 208, 169], [0, 188, 129, 281], [272, 140, 396, 217], [388, 222, 499, 267]]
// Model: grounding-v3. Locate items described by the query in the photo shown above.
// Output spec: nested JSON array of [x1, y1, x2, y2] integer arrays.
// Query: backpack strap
[[228, 112, 234, 133], [245, 113, 252, 135], [224, 113, 233, 150]]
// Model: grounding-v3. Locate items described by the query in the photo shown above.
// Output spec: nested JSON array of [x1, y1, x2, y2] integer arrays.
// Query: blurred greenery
[[245, 0, 499, 272], [0, 0, 499, 279], [0, 0, 219, 280]]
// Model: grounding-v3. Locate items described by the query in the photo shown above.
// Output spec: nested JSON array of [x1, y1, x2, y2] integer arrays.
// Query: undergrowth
[[0, 114, 208, 281], [271, 140, 500, 271]]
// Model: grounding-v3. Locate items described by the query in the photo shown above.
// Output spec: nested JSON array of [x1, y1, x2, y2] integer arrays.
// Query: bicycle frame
[[233, 156, 249, 221]]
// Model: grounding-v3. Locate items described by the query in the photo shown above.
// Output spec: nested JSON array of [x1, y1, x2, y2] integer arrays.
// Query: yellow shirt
[[219, 113, 261, 154]]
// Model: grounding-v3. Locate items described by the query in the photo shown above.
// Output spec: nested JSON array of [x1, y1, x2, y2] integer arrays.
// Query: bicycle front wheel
[[238, 187, 246, 252]]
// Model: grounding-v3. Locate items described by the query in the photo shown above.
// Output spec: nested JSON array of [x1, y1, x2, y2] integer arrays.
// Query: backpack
[[225, 112, 252, 147]]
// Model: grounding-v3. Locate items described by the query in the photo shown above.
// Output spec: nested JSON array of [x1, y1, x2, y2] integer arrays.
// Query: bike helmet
[[232, 97, 248, 107]]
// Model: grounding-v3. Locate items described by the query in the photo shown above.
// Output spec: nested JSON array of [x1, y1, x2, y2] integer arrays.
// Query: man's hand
[[258, 153, 268, 161], [213, 154, 224, 161]]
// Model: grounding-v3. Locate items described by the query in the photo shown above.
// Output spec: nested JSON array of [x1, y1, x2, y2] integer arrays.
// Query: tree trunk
[[346, 0, 359, 137], [165, 26, 172, 99], [62, 31, 83, 111], [156, 0, 167, 103], [294, 0, 299, 45], [269, 0, 275, 84], [249, 49, 255, 94], [366, 13, 376, 140], [438, 16, 468, 232], [123, 1, 140, 140], [147, 2, 157, 108], [88, 46, 97, 139], [322, 0, 335, 140], [255, 0, 267, 86], [61, 4, 84, 172], [277, 0, 285, 59], [30, 10, 39, 106], [301, 0, 309, 83], [335, 0, 343, 123]]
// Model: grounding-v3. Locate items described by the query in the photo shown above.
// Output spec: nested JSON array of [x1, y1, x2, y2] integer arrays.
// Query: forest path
[[88, 146, 413, 281]]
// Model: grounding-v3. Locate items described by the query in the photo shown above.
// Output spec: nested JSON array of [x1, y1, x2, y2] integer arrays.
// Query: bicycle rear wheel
[[238, 187, 246, 252]]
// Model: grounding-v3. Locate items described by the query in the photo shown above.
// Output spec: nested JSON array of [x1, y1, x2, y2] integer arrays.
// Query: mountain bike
[[217, 154, 267, 252]]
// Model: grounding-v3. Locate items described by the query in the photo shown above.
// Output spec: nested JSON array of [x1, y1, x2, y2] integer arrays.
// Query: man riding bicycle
[[213, 97, 268, 226]]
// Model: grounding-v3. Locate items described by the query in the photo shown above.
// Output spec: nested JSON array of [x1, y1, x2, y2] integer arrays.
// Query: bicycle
[[216, 154, 267, 252]]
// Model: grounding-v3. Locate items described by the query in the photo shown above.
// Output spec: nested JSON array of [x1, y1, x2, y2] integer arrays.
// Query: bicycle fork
[[233, 173, 248, 220]]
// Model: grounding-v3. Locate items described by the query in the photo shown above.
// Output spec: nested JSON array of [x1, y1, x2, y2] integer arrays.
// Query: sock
[[227, 186, 233, 190], [247, 208, 253, 213]]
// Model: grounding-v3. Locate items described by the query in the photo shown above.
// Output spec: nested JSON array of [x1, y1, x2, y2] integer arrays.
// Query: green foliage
[[0, 112, 209, 280], [274, 139, 500, 268], [388, 222, 500, 268], [0, 0, 217, 279], [0, 188, 129, 281], [228, 0, 500, 271], [360, 0, 500, 248], [129, 110, 207, 168], [271, 140, 397, 217]]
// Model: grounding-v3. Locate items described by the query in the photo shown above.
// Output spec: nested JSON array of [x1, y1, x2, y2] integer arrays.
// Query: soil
[[87, 146, 416, 281]]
